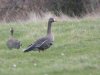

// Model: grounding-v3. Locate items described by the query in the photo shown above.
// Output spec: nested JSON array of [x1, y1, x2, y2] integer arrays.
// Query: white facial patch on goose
[[53, 18, 56, 22]]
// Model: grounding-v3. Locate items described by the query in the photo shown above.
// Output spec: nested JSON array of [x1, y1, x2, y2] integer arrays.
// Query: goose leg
[[38, 50, 40, 52]]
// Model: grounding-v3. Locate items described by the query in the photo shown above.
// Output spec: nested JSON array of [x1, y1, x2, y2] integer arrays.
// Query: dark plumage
[[6, 27, 21, 49], [24, 18, 55, 52]]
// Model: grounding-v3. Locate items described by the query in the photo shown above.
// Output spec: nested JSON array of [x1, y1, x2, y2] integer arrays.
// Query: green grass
[[0, 18, 100, 75]]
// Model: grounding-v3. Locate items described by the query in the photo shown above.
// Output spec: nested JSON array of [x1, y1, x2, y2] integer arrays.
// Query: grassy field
[[0, 18, 100, 75]]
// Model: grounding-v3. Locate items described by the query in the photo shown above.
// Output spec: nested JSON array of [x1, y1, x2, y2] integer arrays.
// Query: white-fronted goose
[[6, 27, 21, 49], [24, 18, 55, 52]]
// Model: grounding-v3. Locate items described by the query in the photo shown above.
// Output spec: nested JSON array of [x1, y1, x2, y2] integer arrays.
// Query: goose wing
[[24, 37, 48, 52]]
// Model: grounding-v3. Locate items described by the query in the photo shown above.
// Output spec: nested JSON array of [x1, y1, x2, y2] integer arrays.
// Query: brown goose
[[6, 27, 21, 49], [24, 18, 55, 52]]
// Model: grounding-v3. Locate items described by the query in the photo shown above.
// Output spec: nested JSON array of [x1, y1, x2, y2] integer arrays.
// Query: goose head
[[48, 18, 56, 23]]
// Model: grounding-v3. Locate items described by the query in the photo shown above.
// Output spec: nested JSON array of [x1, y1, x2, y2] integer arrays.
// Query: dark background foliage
[[0, 0, 100, 21]]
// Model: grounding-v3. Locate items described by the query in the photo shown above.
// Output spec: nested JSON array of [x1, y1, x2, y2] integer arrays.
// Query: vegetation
[[0, 0, 100, 21], [0, 18, 100, 75]]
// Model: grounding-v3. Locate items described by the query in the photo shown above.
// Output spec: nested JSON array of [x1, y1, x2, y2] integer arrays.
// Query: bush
[[44, 0, 100, 17], [0, 0, 100, 21]]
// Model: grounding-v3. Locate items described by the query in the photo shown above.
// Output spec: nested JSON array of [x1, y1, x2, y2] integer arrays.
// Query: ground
[[0, 18, 100, 75]]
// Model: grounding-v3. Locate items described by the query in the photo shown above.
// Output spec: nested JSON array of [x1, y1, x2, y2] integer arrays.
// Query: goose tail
[[23, 44, 36, 52]]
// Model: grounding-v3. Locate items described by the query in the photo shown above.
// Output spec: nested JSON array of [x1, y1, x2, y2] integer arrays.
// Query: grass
[[0, 18, 100, 75]]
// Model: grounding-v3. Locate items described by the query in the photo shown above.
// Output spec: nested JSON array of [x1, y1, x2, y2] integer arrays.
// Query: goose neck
[[10, 30, 13, 36], [47, 21, 52, 35]]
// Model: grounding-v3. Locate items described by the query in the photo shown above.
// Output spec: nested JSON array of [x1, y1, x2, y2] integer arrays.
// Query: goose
[[24, 18, 56, 52], [6, 27, 21, 49]]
